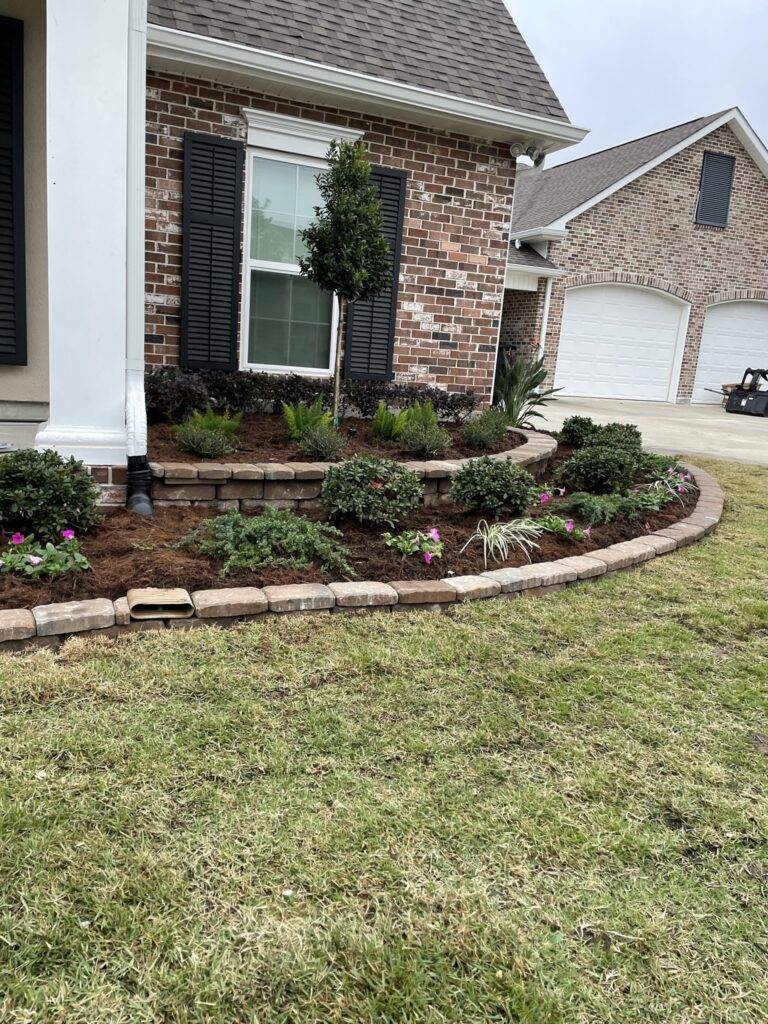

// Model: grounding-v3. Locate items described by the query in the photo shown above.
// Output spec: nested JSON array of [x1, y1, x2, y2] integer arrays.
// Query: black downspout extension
[[126, 454, 154, 517]]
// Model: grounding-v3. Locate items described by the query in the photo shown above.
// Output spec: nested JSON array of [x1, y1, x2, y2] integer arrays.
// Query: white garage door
[[555, 285, 687, 401], [692, 302, 768, 403]]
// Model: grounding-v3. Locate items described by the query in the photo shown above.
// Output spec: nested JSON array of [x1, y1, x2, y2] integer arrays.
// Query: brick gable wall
[[145, 72, 516, 401], [541, 123, 768, 398]]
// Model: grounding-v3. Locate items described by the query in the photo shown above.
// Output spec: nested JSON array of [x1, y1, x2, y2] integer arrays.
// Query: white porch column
[[35, 0, 133, 464]]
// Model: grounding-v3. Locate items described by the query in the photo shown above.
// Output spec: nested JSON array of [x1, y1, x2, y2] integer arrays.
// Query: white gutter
[[126, 0, 147, 460], [146, 25, 589, 151]]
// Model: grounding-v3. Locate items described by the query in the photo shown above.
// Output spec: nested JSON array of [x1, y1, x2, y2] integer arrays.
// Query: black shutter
[[696, 151, 735, 227], [0, 16, 26, 366], [344, 166, 407, 380], [180, 132, 245, 370]]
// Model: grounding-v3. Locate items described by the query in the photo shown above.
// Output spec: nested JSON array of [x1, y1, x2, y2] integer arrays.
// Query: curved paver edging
[[0, 465, 724, 654], [148, 428, 557, 509]]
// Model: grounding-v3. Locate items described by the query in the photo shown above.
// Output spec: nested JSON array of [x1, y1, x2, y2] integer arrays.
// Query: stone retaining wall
[[0, 464, 724, 654], [148, 429, 557, 511]]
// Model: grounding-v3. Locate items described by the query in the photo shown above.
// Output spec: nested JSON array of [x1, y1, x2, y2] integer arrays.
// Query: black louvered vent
[[0, 16, 26, 366], [696, 151, 735, 227], [344, 166, 407, 381], [180, 132, 245, 370]]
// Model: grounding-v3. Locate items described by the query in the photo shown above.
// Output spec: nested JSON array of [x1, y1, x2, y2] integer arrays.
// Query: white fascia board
[[525, 107, 768, 234], [512, 227, 568, 242], [146, 25, 588, 151], [505, 264, 563, 282]]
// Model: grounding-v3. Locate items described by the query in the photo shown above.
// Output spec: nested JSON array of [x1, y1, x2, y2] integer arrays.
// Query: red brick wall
[[541, 124, 768, 398], [145, 72, 516, 401], [499, 284, 544, 359]]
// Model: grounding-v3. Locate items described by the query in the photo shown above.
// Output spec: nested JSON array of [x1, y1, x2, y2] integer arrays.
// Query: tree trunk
[[332, 297, 346, 426]]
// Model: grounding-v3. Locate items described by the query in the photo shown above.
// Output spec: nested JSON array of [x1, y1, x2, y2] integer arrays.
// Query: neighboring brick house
[[502, 109, 768, 403], [0, 0, 585, 474]]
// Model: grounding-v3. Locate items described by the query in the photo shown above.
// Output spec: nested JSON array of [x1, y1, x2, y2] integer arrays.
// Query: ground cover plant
[[0, 457, 763, 1024]]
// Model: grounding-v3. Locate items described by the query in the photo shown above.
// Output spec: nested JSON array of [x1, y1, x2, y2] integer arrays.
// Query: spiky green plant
[[493, 352, 560, 427], [460, 517, 544, 568]]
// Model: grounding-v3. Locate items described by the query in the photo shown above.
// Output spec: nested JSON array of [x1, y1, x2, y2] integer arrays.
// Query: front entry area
[[692, 301, 768, 403], [554, 284, 688, 402]]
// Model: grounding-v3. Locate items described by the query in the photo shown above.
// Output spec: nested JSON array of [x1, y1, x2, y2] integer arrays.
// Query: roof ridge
[[538, 109, 731, 175]]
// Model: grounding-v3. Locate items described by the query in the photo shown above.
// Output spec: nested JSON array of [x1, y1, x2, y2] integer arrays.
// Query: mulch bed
[[0, 491, 697, 610], [148, 413, 523, 464]]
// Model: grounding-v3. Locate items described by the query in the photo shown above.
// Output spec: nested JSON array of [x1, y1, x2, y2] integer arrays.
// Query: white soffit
[[146, 25, 588, 151]]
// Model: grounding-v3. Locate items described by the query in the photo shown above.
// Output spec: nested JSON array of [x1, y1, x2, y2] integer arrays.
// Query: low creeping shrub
[[460, 407, 509, 451], [399, 420, 451, 458], [556, 445, 636, 495], [282, 397, 332, 441], [1, 531, 90, 579], [178, 508, 353, 577], [450, 457, 536, 517], [321, 456, 422, 527], [566, 488, 670, 525], [0, 449, 100, 541], [297, 423, 345, 461]]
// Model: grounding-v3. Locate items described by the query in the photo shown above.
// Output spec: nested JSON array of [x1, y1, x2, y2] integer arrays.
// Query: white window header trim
[[242, 108, 364, 160]]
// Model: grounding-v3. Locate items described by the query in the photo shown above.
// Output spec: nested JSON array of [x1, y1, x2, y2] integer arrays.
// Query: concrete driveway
[[539, 397, 768, 466]]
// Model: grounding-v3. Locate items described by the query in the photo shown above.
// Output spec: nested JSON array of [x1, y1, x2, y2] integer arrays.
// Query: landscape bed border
[[0, 463, 724, 654]]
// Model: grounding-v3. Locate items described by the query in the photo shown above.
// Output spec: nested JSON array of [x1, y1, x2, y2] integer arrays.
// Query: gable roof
[[507, 242, 558, 273], [148, 0, 569, 122], [511, 107, 768, 235]]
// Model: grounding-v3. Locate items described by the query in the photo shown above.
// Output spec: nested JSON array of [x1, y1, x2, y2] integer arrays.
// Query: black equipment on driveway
[[724, 368, 768, 417]]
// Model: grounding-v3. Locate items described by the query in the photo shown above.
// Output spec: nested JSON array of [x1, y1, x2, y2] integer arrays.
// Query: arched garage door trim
[[556, 283, 691, 403], [692, 299, 768, 403]]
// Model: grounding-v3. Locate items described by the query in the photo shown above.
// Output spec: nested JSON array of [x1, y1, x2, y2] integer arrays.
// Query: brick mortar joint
[[0, 466, 723, 651]]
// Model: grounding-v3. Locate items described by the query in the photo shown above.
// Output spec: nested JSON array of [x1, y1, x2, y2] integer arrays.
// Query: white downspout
[[537, 276, 553, 359], [125, 0, 152, 513]]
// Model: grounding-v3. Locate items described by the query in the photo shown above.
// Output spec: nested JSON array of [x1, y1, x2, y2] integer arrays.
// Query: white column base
[[35, 423, 127, 465]]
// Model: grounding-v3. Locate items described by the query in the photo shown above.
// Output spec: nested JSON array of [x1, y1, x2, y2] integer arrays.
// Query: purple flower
[[676, 484, 686, 493], [584, 526, 592, 540], [423, 551, 433, 565], [564, 519, 575, 534], [27, 555, 42, 566], [427, 528, 441, 542], [539, 491, 551, 505], [60, 529, 75, 540], [10, 533, 25, 546]]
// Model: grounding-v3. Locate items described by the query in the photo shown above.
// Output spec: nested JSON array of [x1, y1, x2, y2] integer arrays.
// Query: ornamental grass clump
[[460, 518, 543, 568], [178, 507, 353, 577], [0, 448, 100, 541], [321, 456, 422, 527], [450, 457, 536, 517]]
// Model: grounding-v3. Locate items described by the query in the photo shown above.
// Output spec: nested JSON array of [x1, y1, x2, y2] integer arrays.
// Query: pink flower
[[564, 519, 575, 534], [10, 533, 25, 546], [427, 528, 441, 542], [27, 555, 42, 566], [584, 526, 592, 540], [423, 551, 433, 565], [60, 529, 75, 540], [539, 491, 551, 505], [676, 484, 686, 494], [370, 479, 383, 490], [556, 488, 566, 496]]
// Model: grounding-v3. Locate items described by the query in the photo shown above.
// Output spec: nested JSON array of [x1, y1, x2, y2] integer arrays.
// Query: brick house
[[0, 0, 584, 485], [501, 109, 768, 403]]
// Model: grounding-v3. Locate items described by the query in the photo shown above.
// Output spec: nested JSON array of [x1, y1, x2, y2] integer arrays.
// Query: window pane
[[295, 165, 322, 261], [250, 157, 321, 264], [248, 270, 332, 369]]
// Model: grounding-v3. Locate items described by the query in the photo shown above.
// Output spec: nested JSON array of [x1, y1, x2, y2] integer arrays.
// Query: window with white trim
[[244, 152, 335, 373]]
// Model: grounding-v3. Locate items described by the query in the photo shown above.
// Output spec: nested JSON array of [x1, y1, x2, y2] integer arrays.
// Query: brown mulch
[[0, 490, 697, 610], [147, 414, 524, 464]]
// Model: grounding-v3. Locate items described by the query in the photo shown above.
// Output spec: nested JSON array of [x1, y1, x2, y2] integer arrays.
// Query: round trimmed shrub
[[556, 445, 636, 495], [450, 456, 536, 516], [585, 421, 643, 454], [0, 448, 101, 540], [559, 414, 598, 448], [320, 456, 422, 526]]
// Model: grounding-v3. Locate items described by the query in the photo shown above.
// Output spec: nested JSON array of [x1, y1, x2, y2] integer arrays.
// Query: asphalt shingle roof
[[507, 242, 558, 271], [148, 0, 569, 120], [511, 112, 726, 233]]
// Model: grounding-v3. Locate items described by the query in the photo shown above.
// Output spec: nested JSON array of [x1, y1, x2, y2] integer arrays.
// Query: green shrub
[[585, 421, 643, 454], [371, 401, 408, 441], [559, 415, 598, 448], [178, 508, 353, 577], [297, 422, 345, 461], [399, 420, 451, 458], [460, 407, 509, 451], [450, 457, 536, 516], [173, 423, 235, 459], [556, 446, 636, 495], [282, 396, 332, 441], [0, 449, 100, 541], [321, 456, 422, 526]]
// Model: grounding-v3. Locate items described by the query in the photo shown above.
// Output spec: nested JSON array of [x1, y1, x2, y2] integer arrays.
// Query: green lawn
[[1, 457, 766, 1024]]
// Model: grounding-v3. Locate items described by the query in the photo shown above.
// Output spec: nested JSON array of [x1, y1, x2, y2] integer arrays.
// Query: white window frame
[[239, 110, 363, 377]]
